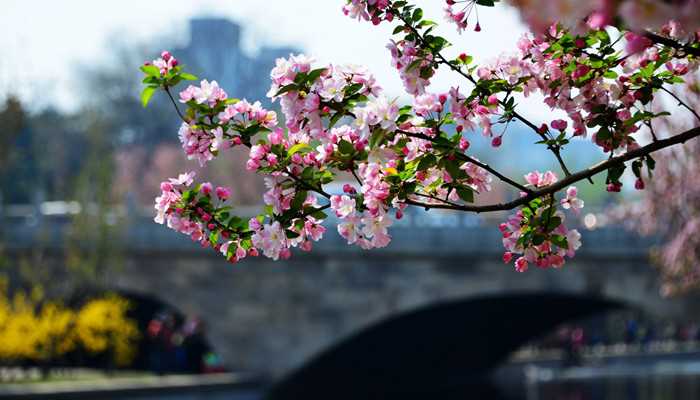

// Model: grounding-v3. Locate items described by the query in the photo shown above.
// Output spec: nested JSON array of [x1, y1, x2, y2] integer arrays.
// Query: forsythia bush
[[0, 279, 139, 367], [75, 296, 140, 366]]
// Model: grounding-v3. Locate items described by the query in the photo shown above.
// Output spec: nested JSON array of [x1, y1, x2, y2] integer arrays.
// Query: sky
[[0, 0, 559, 120]]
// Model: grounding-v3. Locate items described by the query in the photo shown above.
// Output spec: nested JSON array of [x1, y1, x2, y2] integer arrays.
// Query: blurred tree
[[0, 96, 25, 168], [623, 73, 700, 295], [63, 112, 125, 289]]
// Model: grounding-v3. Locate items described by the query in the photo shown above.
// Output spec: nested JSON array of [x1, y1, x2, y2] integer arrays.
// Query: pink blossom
[[515, 257, 529, 272], [413, 93, 442, 116], [200, 182, 213, 196], [331, 195, 357, 218], [193, 80, 227, 106], [561, 186, 584, 213]]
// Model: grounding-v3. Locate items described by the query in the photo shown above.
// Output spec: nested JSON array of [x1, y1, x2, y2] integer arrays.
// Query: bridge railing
[[1, 202, 658, 259]]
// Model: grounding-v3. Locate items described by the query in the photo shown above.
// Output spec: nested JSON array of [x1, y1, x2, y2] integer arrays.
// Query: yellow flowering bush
[[75, 296, 140, 366], [0, 278, 140, 367]]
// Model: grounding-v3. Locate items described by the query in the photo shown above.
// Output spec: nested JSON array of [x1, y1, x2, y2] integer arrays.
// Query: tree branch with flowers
[[140, 0, 700, 274]]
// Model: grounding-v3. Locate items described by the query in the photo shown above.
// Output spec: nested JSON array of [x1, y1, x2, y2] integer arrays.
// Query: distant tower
[[178, 18, 300, 104]]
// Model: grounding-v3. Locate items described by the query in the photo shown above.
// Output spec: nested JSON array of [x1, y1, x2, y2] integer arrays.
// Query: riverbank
[[0, 372, 265, 400]]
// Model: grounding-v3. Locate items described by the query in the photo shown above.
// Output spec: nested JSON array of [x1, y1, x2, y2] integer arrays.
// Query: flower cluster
[[343, 0, 394, 25], [146, 50, 179, 76], [387, 39, 435, 95], [501, 171, 583, 272]]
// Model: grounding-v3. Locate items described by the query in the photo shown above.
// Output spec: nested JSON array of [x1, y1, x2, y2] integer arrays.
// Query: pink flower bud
[[459, 137, 470, 151], [634, 178, 645, 190], [269, 128, 284, 145], [200, 182, 213, 196], [606, 182, 622, 192], [266, 153, 278, 165], [246, 159, 260, 171], [515, 257, 528, 272], [280, 248, 292, 259], [487, 94, 499, 105], [215, 186, 231, 200], [551, 119, 568, 131], [491, 136, 502, 147], [503, 252, 513, 264]]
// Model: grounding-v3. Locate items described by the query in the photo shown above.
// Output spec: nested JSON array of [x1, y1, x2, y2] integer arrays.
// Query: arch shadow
[[267, 292, 626, 400]]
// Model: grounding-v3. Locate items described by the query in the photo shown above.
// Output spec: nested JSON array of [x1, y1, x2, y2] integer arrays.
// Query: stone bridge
[[4, 206, 698, 376]]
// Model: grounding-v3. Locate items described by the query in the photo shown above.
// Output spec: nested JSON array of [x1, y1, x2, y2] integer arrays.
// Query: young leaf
[[180, 72, 198, 81], [141, 86, 157, 108]]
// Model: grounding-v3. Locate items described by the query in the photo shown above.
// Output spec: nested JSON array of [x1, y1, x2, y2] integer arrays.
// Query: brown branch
[[644, 31, 700, 58], [404, 126, 700, 213]]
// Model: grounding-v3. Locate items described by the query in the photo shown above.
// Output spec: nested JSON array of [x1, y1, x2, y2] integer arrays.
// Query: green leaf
[[456, 186, 474, 203], [209, 231, 219, 246], [532, 234, 546, 246], [417, 154, 437, 171], [140, 65, 161, 77], [412, 8, 423, 22], [285, 229, 301, 239], [311, 209, 328, 220], [306, 68, 326, 83], [551, 234, 569, 249], [329, 112, 344, 129], [369, 129, 385, 148], [406, 59, 423, 72], [141, 86, 157, 108], [288, 143, 311, 156], [607, 164, 626, 183], [275, 84, 298, 97], [338, 140, 354, 155], [291, 190, 308, 210], [180, 72, 198, 81], [546, 216, 562, 230]]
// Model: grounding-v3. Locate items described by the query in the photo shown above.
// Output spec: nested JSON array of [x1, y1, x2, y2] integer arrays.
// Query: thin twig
[[398, 129, 532, 193], [660, 86, 700, 123], [164, 86, 188, 123]]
